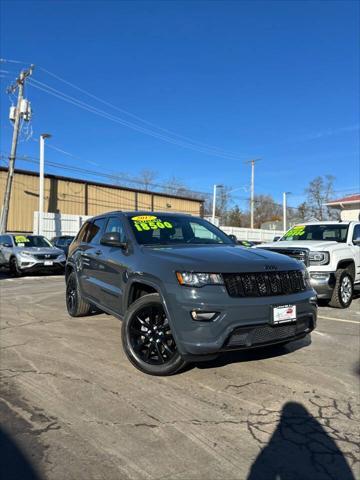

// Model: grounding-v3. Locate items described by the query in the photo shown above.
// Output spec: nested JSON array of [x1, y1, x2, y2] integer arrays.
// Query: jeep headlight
[[176, 272, 223, 287], [309, 251, 329, 266]]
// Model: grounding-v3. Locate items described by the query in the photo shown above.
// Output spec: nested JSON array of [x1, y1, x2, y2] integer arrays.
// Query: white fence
[[33, 212, 92, 238], [220, 226, 284, 243], [33, 211, 283, 243]]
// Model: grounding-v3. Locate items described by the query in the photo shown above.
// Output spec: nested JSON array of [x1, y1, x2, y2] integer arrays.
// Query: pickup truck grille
[[223, 270, 306, 297], [259, 247, 310, 266], [33, 254, 59, 260]]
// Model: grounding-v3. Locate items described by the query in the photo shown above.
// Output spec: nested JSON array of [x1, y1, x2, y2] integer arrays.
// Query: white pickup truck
[[256, 221, 360, 308]]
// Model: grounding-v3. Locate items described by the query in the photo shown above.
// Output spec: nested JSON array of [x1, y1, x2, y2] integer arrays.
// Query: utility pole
[[0, 65, 34, 233], [244, 158, 261, 229], [212, 184, 223, 225], [283, 191, 291, 232], [39, 134, 51, 236]]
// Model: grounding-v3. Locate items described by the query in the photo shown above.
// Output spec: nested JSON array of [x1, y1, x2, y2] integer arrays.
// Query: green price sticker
[[131, 216, 173, 232], [284, 225, 305, 238]]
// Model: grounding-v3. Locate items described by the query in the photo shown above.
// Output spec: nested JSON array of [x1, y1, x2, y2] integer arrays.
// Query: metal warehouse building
[[0, 168, 204, 233]]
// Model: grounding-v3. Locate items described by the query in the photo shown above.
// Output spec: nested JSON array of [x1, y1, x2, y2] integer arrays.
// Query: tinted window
[[0, 235, 10, 246], [353, 224, 360, 242], [280, 224, 349, 243], [105, 217, 126, 243], [76, 223, 89, 242], [86, 218, 106, 244], [128, 214, 232, 245]]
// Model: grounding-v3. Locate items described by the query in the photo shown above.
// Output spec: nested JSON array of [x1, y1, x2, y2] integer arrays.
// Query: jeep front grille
[[222, 270, 307, 297]]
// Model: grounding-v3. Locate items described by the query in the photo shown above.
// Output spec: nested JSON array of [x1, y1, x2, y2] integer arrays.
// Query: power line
[[38, 66, 246, 159], [28, 78, 245, 161]]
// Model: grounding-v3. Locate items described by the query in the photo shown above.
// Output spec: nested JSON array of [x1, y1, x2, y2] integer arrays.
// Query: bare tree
[[305, 175, 339, 220], [251, 195, 282, 228], [137, 169, 158, 191]]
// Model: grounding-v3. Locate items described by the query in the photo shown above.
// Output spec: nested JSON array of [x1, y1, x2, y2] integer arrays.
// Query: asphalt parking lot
[[1, 273, 359, 480]]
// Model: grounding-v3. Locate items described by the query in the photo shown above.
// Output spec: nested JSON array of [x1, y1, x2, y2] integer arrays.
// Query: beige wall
[[0, 170, 203, 232]]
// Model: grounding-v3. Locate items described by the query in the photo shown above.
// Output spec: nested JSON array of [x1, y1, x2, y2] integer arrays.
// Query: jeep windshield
[[281, 224, 348, 243], [128, 215, 232, 245], [12, 235, 53, 248]]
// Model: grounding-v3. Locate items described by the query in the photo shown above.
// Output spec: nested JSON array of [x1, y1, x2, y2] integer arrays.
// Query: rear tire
[[122, 293, 187, 376], [329, 269, 353, 308], [10, 257, 22, 277], [66, 271, 92, 317]]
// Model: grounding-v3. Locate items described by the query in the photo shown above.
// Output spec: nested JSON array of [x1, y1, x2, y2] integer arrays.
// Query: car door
[[97, 216, 129, 314], [0, 235, 14, 266], [79, 217, 107, 302], [351, 224, 360, 283]]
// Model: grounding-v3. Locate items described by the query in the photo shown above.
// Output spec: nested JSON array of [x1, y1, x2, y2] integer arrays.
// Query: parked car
[[0, 234, 66, 276], [65, 211, 317, 376], [255, 221, 360, 308], [51, 235, 75, 257]]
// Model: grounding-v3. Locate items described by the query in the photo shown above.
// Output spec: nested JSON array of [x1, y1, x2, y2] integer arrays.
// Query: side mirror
[[353, 238, 360, 246], [100, 232, 127, 248], [228, 234, 237, 244], [1, 243, 12, 248], [273, 236, 281, 242]]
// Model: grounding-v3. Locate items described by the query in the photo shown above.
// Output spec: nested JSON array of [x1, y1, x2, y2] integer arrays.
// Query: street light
[[39, 133, 51, 235], [283, 191, 291, 231], [212, 184, 223, 225]]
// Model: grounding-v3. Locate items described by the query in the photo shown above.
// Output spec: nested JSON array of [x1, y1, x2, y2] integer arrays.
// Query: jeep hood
[[256, 240, 339, 250], [142, 244, 302, 273]]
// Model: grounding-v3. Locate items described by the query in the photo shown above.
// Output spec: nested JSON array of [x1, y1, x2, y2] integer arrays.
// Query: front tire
[[122, 293, 187, 376], [66, 271, 92, 317], [329, 269, 353, 308], [10, 257, 22, 277]]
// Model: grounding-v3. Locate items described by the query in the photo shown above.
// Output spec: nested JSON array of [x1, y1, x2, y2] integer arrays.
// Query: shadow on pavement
[[247, 401, 355, 480], [0, 426, 42, 480], [194, 335, 311, 371]]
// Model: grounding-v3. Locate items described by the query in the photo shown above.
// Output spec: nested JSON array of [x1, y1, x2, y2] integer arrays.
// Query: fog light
[[311, 273, 330, 280], [191, 311, 218, 321]]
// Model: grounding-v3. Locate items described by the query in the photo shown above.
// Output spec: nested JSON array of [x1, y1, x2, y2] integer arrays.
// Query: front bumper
[[309, 271, 336, 299], [164, 283, 317, 358], [18, 259, 66, 273]]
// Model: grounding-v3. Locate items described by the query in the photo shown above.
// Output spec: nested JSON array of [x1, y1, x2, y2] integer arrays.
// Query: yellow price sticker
[[14, 235, 30, 243], [132, 215, 157, 222]]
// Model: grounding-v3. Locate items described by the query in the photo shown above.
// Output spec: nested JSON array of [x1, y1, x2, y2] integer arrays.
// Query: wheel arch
[[337, 259, 355, 280], [126, 280, 159, 308], [65, 262, 75, 281]]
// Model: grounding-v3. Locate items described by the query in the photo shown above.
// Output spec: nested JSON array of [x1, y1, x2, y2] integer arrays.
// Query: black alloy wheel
[[66, 271, 92, 317], [122, 293, 187, 376]]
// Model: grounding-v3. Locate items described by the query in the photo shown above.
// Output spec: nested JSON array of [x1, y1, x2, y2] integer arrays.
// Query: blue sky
[[0, 0, 359, 209]]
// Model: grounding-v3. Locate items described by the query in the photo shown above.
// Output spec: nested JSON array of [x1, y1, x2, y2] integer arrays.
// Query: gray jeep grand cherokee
[[66, 212, 317, 376]]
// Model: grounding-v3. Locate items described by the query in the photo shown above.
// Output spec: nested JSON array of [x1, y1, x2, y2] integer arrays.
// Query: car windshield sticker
[[241, 241, 252, 247], [14, 235, 30, 244], [131, 216, 173, 232], [284, 225, 305, 238]]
